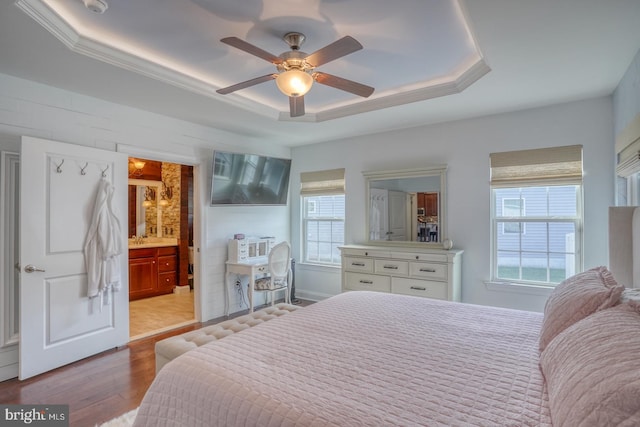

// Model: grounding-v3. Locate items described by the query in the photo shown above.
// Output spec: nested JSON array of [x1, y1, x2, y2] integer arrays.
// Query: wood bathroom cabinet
[[129, 246, 177, 300]]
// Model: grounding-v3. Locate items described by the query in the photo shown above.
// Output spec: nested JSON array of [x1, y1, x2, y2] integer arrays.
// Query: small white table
[[225, 259, 268, 316]]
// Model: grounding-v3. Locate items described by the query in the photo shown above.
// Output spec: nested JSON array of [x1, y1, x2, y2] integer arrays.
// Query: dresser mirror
[[364, 166, 447, 247], [128, 179, 164, 238]]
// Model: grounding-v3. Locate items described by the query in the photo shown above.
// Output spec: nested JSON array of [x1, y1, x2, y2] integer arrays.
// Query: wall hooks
[[53, 159, 111, 179]]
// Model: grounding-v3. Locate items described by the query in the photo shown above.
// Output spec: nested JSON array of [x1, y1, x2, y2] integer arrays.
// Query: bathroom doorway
[[127, 157, 196, 339]]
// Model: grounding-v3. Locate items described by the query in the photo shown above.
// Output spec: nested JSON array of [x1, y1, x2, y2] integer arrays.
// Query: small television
[[210, 151, 292, 205]]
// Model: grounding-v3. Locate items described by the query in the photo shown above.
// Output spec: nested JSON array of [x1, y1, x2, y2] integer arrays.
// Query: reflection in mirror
[[129, 179, 163, 238], [364, 166, 447, 246]]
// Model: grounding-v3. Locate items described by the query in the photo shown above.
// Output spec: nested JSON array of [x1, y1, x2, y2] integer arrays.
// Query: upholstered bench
[[155, 303, 300, 373]]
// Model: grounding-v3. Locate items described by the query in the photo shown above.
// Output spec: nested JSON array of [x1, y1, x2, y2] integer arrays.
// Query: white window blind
[[616, 137, 640, 178], [300, 168, 345, 195], [615, 114, 640, 178], [617, 150, 640, 178], [490, 145, 583, 186]]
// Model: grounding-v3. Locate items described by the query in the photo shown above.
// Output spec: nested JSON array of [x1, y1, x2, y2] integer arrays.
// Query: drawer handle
[[383, 265, 399, 270], [410, 286, 427, 291], [359, 280, 374, 285], [351, 262, 366, 267], [419, 268, 436, 273]]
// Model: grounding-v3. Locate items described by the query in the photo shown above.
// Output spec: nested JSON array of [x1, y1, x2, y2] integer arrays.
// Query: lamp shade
[[276, 69, 313, 97]]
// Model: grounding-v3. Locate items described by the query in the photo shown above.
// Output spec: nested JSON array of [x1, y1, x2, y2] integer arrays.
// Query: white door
[[19, 136, 129, 379], [388, 190, 407, 241]]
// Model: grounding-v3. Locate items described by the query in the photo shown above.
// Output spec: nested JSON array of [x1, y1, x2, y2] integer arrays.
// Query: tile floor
[[129, 292, 195, 340]]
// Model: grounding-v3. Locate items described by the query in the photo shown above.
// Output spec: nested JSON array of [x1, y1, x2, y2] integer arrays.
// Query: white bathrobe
[[84, 178, 123, 305]]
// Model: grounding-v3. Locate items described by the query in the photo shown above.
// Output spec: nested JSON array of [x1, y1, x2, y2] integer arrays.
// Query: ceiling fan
[[216, 32, 375, 117]]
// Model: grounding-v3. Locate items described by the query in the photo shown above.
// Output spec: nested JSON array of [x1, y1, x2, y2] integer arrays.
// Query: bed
[[133, 207, 640, 426]]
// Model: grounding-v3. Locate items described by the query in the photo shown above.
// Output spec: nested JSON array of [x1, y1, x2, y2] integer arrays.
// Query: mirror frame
[[363, 165, 447, 248], [129, 179, 164, 237]]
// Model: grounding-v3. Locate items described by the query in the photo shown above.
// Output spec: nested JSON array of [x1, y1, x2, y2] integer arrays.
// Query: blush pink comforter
[[134, 291, 551, 426]]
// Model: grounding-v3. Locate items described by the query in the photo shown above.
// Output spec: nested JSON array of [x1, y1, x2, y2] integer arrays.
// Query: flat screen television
[[210, 151, 292, 205]]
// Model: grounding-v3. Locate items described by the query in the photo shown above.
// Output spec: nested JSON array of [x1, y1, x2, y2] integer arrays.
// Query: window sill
[[297, 262, 342, 272], [484, 280, 555, 296]]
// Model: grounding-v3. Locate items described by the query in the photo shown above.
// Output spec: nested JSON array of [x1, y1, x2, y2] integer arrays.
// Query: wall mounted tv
[[210, 151, 292, 205]]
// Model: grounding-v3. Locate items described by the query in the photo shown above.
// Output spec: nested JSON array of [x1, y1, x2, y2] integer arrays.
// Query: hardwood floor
[[0, 300, 310, 427]]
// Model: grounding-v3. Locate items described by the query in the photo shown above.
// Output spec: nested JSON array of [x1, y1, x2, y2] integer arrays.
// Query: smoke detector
[[83, 0, 108, 14]]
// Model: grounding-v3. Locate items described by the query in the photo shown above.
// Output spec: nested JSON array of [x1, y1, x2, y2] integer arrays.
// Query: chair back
[[268, 241, 291, 280]]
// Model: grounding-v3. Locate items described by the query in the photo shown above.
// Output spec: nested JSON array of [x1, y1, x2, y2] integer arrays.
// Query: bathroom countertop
[[128, 238, 178, 249]]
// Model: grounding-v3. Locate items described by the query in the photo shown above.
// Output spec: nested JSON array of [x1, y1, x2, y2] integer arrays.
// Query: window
[[303, 195, 345, 264], [300, 169, 345, 266], [490, 145, 583, 286]]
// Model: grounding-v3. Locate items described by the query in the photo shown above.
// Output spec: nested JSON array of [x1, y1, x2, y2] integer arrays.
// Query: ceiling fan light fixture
[[276, 69, 313, 97]]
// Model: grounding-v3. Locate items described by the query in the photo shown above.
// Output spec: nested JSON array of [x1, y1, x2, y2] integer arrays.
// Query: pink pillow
[[540, 302, 640, 426], [539, 266, 623, 351]]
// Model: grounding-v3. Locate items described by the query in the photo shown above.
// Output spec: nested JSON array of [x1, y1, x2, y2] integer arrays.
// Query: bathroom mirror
[[364, 166, 447, 247], [128, 179, 163, 238]]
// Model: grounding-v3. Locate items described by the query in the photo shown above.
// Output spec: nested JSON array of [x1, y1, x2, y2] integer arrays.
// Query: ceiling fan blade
[[305, 36, 363, 67], [289, 96, 305, 117], [221, 37, 283, 64], [216, 74, 277, 95], [313, 72, 374, 98]]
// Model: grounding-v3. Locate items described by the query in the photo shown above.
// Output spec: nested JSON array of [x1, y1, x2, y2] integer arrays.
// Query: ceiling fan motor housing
[[278, 50, 311, 73]]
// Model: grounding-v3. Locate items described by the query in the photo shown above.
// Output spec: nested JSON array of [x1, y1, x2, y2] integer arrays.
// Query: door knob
[[24, 264, 46, 273]]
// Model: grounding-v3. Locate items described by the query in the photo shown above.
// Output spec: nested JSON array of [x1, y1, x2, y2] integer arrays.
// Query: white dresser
[[339, 244, 463, 301]]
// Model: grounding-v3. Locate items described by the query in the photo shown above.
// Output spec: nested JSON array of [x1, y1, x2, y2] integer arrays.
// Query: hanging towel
[[84, 178, 123, 307]]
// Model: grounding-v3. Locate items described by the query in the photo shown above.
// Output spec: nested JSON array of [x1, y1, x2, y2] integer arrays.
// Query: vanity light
[[142, 186, 155, 207], [159, 181, 173, 206], [129, 159, 146, 177]]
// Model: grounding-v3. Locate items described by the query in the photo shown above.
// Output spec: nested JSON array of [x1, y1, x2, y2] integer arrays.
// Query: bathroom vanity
[[129, 240, 178, 300]]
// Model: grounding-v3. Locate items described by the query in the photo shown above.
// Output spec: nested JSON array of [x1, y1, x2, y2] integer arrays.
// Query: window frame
[[301, 194, 345, 266], [627, 172, 640, 205], [490, 184, 583, 287]]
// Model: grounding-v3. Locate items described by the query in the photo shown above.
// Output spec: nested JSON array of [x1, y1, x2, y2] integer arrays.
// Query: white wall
[[613, 48, 640, 135], [291, 97, 615, 312], [0, 70, 617, 315], [0, 73, 291, 321]]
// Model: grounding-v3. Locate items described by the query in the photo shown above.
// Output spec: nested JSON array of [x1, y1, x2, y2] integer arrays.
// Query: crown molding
[[17, 0, 490, 123], [279, 58, 491, 123]]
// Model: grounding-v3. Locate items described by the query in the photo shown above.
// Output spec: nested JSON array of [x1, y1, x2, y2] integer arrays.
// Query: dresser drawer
[[341, 248, 391, 258], [392, 277, 448, 300], [409, 262, 447, 281], [344, 256, 374, 273], [344, 272, 391, 292], [392, 251, 448, 263], [374, 259, 408, 276]]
